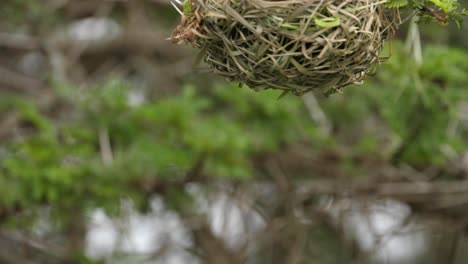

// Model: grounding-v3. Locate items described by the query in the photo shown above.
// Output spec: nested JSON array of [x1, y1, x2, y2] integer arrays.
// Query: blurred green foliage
[[0, 77, 327, 217], [1, 42, 468, 221], [1, 0, 59, 28], [324, 43, 468, 165]]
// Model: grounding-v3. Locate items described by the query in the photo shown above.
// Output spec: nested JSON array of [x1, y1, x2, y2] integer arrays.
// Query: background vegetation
[[0, 1, 467, 263]]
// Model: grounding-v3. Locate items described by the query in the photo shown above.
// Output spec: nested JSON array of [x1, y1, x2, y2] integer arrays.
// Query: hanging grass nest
[[171, 0, 400, 95]]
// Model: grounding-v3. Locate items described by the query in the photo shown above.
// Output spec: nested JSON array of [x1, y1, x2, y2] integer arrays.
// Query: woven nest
[[172, 0, 400, 95]]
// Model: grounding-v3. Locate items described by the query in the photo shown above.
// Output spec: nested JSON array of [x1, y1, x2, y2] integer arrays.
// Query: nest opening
[[172, 0, 400, 95]]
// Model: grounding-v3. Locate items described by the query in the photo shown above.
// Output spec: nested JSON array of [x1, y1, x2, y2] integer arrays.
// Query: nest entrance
[[172, 0, 399, 95]]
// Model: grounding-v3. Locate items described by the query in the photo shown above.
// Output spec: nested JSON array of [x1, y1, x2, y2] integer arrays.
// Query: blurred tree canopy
[[0, 1, 468, 264]]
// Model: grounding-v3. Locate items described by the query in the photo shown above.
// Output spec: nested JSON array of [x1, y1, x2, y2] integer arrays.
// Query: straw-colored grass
[[172, 0, 400, 95]]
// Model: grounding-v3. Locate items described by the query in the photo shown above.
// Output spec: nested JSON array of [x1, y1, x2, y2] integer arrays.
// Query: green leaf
[[429, 0, 459, 13], [314, 17, 341, 28], [385, 0, 409, 8]]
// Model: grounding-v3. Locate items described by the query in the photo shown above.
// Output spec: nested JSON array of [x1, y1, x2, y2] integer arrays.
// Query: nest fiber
[[172, 0, 399, 95]]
